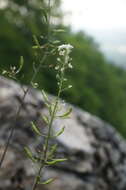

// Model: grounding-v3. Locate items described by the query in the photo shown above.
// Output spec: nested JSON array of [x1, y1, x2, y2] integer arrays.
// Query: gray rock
[[0, 76, 126, 190]]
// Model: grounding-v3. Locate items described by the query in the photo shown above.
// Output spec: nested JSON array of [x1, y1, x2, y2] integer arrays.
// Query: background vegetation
[[1, 0, 126, 136]]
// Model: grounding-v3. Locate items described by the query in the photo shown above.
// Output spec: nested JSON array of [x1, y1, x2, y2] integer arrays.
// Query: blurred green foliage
[[1, 0, 126, 136]]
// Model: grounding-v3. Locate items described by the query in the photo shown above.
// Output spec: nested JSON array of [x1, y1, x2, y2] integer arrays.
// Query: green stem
[[32, 69, 63, 190], [0, 0, 52, 171]]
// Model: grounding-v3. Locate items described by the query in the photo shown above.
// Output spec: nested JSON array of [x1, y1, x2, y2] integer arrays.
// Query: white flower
[[61, 68, 64, 72], [58, 44, 73, 55], [58, 44, 73, 51], [57, 57, 61, 62], [64, 78, 67, 81], [57, 43, 73, 74], [59, 50, 65, 56], [65, 54, 69, 64], [56, 74, 60, 79], [68, 85, 72, 88], [55, 66, 59, 70], [68, 63, 73, 69]]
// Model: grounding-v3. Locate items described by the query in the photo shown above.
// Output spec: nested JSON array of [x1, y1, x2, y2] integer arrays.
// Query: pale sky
[[61, 0, 126, 31], [61, 0, 126, 65]]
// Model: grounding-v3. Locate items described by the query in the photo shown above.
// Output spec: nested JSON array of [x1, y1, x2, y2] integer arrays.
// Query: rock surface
[[0, 76, 126, 190]]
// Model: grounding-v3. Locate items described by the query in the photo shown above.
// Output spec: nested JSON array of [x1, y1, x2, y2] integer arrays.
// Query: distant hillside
[[86, 29, 126, 66]]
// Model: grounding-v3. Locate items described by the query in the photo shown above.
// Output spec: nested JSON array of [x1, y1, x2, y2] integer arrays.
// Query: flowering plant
[[28, 42, 74, 190], [0, 1, 73, 190]]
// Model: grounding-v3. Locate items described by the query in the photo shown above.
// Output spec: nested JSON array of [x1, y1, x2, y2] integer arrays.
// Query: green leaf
[[32, 45, 40, 49], [48, 105, 52, 116], [40, 7, 48, 23], [33, 35, 41, 49], [24, 147, 35, 162], [39, 178, 54, 185], [33, 156, 43, 162], [53, 29, 65, 33], [42, 115, 49, 124], [57, 107, 72, 118], [2, 70, 7, 75], [48, 144, 57, 159], [42, 9, 48, 23], [31, 122, 42, 136], [53, 127, 65, 138], [18, 56, 24, 72], [52, 40, 60, 44], [41, 90, 49, 103], [46, 158, 67, 165]]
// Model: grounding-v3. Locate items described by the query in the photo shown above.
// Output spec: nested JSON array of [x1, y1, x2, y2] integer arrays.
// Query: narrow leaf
[[52, 40, 60, 44], [42, 115, 49, 124], [48, 105, 52, 116], [33, 156, 43, 162], [46, 158, 67, 165], [31, 122, 42, 136], [24, 147, 35, 162], [42, 10, 48, 23], [57, 107, 72, 118], [53, 127, 65, 138], [41, 90, 49, 103], [33, 35, 41, 49], [2, 70, 7, 75], [32, 45, 40, 49], [19, 56, 24, 70], [48, 144, 57, 159], [39, 178, 54, 185], [53, 29, 65, 33]]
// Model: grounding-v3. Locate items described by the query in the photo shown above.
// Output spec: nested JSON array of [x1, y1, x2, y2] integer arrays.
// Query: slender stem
[[0, 0, 52, 170], [32, 81, 62, 190], [0, 54, 47, 170], [32, 24, 73, 190], [32, 68, 63, 190], [47, 0, 51, 40]]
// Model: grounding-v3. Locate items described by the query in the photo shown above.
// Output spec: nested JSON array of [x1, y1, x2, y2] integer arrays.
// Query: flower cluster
[[55, 44, 73, 91], [58, 44, 73, 55], [55, 44, 73, 72]]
